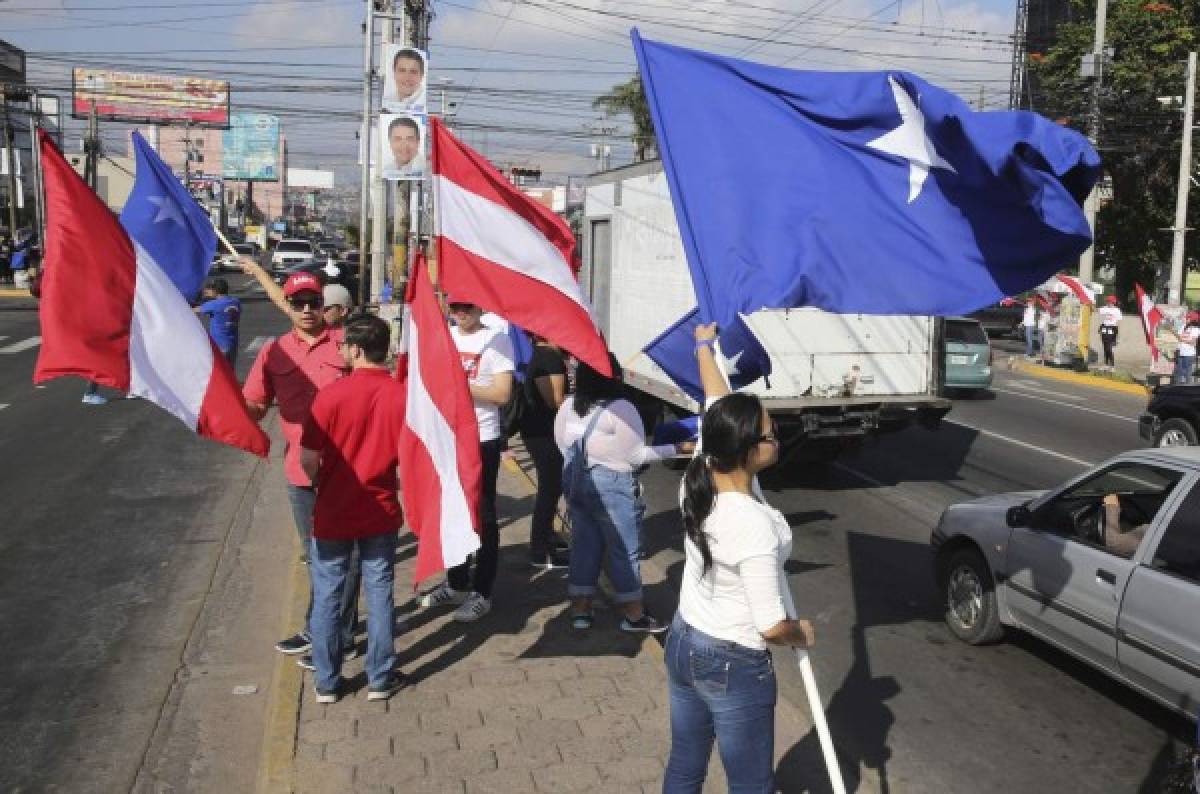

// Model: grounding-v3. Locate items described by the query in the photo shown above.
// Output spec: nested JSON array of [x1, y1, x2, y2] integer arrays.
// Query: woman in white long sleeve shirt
[[663, 323, 814, 794], [554, 354, 688, 633]]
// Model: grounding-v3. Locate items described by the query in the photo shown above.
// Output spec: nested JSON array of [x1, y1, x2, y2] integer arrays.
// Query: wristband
[[694, 339, 717, 351]]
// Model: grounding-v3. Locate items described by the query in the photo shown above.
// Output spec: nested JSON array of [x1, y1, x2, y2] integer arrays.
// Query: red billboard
[[72, 68, 230, 127]]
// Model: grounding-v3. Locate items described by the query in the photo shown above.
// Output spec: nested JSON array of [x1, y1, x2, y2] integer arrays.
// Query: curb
[[255, 535, 309, 793], [0, 288, 32, 298], [1011, 359, 1150, 397]]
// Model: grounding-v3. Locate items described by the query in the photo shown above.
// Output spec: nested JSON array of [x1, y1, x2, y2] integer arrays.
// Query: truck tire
[[939, 547, 1004, 645], [1154, 418, 1198, 448]]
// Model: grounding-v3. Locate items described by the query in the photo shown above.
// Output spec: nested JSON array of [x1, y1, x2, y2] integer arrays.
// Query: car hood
[[946, 490, 1046, 514]]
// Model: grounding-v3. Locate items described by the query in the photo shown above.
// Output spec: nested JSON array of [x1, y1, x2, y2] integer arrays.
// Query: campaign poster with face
[[382, 45, 427, 113], [380, 113, 426, 181]]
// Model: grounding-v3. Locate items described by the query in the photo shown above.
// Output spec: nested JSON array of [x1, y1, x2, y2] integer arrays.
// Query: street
[[0, 281, 295, 792]]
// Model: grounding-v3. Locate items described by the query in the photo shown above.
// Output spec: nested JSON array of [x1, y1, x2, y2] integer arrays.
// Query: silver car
[[932, 447, 1200, 720]]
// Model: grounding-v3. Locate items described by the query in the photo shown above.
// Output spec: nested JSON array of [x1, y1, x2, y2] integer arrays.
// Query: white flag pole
[[795, 648, 846, 794]]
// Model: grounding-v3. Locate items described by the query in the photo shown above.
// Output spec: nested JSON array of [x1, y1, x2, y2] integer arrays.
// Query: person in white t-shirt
[[420, 300, 515, 622], [1169, 311, 1200, 385], [1022, 297, 1038, 357], [663, 322, 815, 792], [1097, 295, 1123, 368]]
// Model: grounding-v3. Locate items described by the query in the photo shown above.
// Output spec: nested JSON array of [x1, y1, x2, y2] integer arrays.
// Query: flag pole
[[795, 648, 847, 794]]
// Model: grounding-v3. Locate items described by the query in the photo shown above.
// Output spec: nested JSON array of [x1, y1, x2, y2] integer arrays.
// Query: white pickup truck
[[580, 160, 950, 460]]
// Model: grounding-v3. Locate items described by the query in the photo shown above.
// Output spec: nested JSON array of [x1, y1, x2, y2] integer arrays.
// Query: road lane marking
[[0, 336, 40, 354], [944, 417, 1095, 467], [244, 336, 270, 356], [831, 463, 944, 524], [1002, 380, 1086, 401], [991, 387, 1139, 424], [0, 404, 8, 412]]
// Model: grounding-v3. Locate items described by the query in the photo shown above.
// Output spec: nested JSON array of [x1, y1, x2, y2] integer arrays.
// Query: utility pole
[[399, 0, 428, 297], [1076, 0, 1109, 363], [372, 0, 397, 303], [977, 86, 986, 111], [2, 90, 18, 238], [1169, 51, 1198, 307], [357, 0, 377, 306], [182, 122, 192, 192], [85, 101, 100, 193]]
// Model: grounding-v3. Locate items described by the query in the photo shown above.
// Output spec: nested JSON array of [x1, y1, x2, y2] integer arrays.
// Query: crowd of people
[[226, 255, 816, 791]]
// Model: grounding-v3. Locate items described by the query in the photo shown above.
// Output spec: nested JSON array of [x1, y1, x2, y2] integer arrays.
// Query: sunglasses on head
[[448, 302, 475, 312], [289, 296, 323, 311]]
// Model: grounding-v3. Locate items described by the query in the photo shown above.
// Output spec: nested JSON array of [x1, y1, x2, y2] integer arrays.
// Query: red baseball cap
[[283, 272, 322, 298]]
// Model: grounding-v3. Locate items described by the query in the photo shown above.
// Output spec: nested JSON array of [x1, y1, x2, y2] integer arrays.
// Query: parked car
[[942, 317, 993, 395], [931, 447, 1200, 720], [1139, 384, 1200, 447], [270, 239, 315, 272], [272, 258, 359, 298], [214, 242, 259, 273], [970, 301, 1026, 337]]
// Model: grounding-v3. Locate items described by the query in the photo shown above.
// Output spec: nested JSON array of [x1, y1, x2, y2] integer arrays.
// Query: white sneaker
[[453, 593, 491, 622], [419, 581, 468, 609]]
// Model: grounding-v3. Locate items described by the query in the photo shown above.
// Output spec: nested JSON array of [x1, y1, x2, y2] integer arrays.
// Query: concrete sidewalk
[[270, 445, 816, 793]]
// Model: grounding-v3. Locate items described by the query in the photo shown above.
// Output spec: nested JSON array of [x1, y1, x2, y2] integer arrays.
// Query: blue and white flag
[[120, 131, 218, 303], [643, 307, 771, 402], [631, 31, 1102, 322]]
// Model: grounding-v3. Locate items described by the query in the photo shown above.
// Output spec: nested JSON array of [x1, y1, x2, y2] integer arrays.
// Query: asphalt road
[[0, 278, 291, 792], [639, 365, 1192, 793]]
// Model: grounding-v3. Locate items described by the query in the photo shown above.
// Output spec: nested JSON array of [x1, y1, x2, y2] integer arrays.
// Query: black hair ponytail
[[681, 454, 716, 572]]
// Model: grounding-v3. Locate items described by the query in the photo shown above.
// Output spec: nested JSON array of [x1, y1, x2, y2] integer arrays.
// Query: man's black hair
[[388, 116, 419, 138], [392, 48, 425, 73], [207, 277, 229, 295], [342, 314, 391, 364]]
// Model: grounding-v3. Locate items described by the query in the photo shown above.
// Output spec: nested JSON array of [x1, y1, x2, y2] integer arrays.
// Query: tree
[[592, 76, 657, 162], [1029, 0, 1200, 303]]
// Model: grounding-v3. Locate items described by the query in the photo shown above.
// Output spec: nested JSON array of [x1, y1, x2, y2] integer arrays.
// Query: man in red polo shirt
[[243, 272, 358, 658], [300, 314, 408, 702]]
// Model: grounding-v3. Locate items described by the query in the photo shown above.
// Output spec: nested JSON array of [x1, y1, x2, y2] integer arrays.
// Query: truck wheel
[[939, 548, 1003, 645], [1154, 418, 1198, 447]]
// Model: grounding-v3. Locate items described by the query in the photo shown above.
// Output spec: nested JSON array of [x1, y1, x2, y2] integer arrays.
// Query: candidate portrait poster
[[380, 113, 426, 181], [382, 45, 427, 113]]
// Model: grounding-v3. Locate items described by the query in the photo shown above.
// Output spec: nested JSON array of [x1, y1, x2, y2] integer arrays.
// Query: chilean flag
[[33, 131, 269, 457], [397, 253, 482, 585], [1135, 283, 1164, 362], [430, 117, 612, 376]]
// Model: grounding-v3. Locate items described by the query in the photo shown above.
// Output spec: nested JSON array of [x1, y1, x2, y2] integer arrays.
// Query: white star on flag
[[867, 76, 957, 203], [147, 195, 186, 227], [716, 345, 744, 379]]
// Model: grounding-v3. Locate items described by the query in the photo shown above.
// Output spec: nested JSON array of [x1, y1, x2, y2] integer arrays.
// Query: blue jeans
[[566, 466, 644, 604], [1173, 355, 1195, 384], [664, 617, 777, 793], [287, 485, 358, 646], [310, 532, 397, 691], [1024, 324, 1035, 356]]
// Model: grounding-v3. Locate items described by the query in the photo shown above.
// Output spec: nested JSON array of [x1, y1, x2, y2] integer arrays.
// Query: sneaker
[[620, 614, 668, 634], [419, 581, 468, 609], [313, 683, 340, 705], [275, 632, 311, 655], [453, 592, 492, 622], [529, 548, 570, 569], [367, 672, 410, 701], [81, 393, 108, 405], [295, 647, 357, 671]]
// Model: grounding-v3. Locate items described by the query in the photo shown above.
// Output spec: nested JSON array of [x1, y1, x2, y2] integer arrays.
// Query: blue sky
[[2, 0, 1019, 183]]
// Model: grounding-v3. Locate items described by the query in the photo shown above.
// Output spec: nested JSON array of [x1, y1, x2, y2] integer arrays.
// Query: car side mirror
[[1006, 504, 1032, 528]]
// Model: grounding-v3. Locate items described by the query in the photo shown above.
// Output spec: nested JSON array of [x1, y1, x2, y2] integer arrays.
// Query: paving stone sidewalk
[[289, 450, 680, 794]]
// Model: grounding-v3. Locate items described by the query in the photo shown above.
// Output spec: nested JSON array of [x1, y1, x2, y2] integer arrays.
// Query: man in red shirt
[[301, 314, 408, 702], [243, 272, 358, 658]]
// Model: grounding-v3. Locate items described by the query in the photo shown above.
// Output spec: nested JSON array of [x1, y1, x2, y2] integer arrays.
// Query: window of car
[[275, 241, 313, 253], [234, 244, 255, 255], [1033, 463, 1184, 557], [1149, 481, 1200, 584], [945, 320, 988, 346]]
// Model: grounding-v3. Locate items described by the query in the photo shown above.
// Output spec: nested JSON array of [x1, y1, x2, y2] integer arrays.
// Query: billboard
[[0, 40, 25, 85], [223, 113, 280, 181], [72, 68, 229, 126], [287, 168, 334, 189], [380, 113, 425, 181], [382, 45, 427, 113]]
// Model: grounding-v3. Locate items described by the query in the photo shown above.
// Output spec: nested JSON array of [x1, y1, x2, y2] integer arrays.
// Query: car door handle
[[1096, 569, 1116, 586]]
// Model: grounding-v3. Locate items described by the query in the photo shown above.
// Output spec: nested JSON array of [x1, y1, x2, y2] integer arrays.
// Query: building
[[67, 153, 135, 211]]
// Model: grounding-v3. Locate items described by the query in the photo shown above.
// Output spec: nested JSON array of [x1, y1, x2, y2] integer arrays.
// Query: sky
[[1, 0, 1019, 186]]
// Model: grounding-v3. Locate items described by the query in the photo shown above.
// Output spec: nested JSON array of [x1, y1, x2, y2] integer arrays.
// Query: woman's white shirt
[[553, 396, 674, 472], [677, 492, 797, 651]]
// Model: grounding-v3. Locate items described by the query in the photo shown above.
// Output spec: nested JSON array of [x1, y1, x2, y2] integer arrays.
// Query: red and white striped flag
[[397, 254, 482, 586], [1135, 283, 1164, 362], [430, 117, 612, 376], [1056, 273, 1095, 305]]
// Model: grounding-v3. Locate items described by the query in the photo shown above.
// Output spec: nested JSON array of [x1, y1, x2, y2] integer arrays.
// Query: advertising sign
[[382, 45, 427, 113], [72, 68, 230, 126], [223, 113, 280, 181], [379, 114, 426, 181], [287, 168, 335, 190]]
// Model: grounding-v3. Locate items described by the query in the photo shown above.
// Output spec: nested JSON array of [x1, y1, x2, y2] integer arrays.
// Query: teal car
[[943, 317, 993, 394]]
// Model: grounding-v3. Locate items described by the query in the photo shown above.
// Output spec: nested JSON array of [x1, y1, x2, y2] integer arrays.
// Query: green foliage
[[1030, 0, 1200, 302], [592, 76, 657, 162]]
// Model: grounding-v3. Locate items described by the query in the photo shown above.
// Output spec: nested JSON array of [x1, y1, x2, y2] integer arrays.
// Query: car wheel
[[940, 547, 1003, 645], [1154, 418, 1198, 448]]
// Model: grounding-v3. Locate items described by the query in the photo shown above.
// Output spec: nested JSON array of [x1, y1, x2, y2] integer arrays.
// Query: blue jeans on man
[[287, 484, 359, 649], [1024, 324, 1036, 357], [1173, 355, 1196, 385], [664, 616, 777, 793], [310, 532, 397, 692], [566, 466, 645, 605]]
